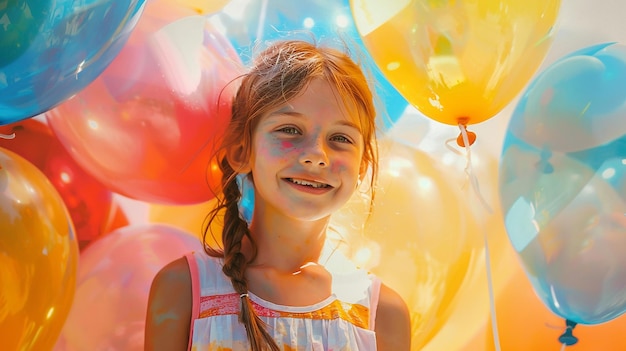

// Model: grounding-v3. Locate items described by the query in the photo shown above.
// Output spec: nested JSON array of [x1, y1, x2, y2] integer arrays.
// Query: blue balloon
[[499, 42, 626, 325], [208, 0, 408, 130], [0, 0, 146, 124]]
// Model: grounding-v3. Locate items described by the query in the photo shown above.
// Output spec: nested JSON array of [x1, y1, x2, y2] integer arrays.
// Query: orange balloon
[[330, 138, 484, 350], [0, 119, 115, 251], [0, 147, 78, 351]]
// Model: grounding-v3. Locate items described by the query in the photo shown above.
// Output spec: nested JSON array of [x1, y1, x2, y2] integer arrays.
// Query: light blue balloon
[[208, 0, 408, 130], [0, 0, 146, 124], [507, 42, 626, 154], [499, 42, 626, 325]]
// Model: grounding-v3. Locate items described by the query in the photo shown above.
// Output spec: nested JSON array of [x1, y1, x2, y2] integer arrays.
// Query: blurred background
[[1, 0, 625, 350]]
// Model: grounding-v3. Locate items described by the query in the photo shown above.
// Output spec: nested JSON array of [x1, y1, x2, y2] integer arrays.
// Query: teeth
[[289, 178, 329, 188]]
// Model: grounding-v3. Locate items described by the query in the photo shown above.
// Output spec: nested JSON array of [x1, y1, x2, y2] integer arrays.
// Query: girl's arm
[[145, 257, 192, 351], [375, 283, 411, 351]]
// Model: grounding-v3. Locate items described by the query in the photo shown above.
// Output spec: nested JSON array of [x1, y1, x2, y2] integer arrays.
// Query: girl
[[145, 39, 411, 351]]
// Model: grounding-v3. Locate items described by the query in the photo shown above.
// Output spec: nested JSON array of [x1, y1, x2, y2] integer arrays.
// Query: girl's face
[[246, 78, 365, 222]]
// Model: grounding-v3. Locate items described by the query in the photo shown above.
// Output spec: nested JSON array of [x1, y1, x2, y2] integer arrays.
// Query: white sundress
[[185, 247, 381, 351]]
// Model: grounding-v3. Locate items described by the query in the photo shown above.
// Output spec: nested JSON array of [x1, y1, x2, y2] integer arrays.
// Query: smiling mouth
[[286, 178, 331, 188]]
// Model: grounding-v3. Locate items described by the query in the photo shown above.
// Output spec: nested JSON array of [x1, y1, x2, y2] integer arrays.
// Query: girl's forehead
[[295, 79, 363, 119], [260, 100, 363, 131]]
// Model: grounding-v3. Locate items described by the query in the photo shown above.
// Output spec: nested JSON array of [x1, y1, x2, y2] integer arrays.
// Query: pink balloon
[[54, 224, 204, 351], [46, 0, 243, 205]]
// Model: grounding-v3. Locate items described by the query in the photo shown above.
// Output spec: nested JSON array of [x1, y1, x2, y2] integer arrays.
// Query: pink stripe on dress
[[185, 252, 201, 351]]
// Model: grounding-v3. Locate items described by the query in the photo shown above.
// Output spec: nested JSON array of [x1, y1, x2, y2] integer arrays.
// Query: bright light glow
[[46, 307, 55, 319], [417, 176, 434, 191], [60, 171, 71, 184], [602, 167, 615, 179], [88, 119, 99, 130], [550, 285, 560, 309], [353, 247, 372, 267], [386, 157, 413, 177], [386, 62, 400, 71], [303, 17, 315, 29], [335, 14, 350, 28]]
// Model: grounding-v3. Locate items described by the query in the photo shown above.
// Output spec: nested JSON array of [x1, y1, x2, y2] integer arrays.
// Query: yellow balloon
[[420, 156, 515, 351], [330, 138, 484, 350], [351, 0, 561, 126], [0, 148, 78, 351]]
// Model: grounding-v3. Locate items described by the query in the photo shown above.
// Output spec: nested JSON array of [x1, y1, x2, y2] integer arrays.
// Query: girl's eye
[[278, 127, 300, 135], [330, 134, 353, 144]]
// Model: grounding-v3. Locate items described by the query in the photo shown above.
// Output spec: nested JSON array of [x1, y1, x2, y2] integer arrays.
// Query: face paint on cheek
[[278, 140, 302, 160], [331, 161, 350, 175], [264, 137, 298, 161]]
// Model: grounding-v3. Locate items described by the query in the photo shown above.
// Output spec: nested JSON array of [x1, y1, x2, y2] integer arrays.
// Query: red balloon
[[46, 1, 243, 205], [0, 119, 113, 250]]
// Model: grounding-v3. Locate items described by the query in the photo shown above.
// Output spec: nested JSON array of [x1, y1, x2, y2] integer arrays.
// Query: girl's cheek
[[331, 161, 348, 174], [278, 140, 301, 157], [265, 138, 297, 158]]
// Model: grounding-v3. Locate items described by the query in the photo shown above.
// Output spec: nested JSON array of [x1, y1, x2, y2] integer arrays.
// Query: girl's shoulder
[[150, 256, 193, 299], [145, 256, 193, 350], [374, 283, 411, 350]]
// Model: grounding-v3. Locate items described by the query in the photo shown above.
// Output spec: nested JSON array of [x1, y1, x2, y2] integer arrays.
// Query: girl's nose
[[299, 138, 328, 167]]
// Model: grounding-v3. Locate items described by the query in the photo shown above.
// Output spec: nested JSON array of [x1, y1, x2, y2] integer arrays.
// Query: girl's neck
[[244, 212, 329, 273]]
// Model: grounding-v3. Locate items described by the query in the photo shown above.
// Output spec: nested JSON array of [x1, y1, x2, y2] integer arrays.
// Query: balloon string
[[457, 123, 500, 351], [457, 125, 493, 214], [0, 133, 16, 140]]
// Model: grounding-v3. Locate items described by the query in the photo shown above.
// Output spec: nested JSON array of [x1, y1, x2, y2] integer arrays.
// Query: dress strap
[[184, 251, 201, 351]]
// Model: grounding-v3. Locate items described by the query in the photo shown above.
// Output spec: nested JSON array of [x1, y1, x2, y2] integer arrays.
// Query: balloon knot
[[456, 128, 476, 147], [558, 319, 578, 346]]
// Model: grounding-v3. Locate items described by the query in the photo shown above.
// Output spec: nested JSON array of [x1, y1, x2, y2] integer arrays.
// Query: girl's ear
[[226, 143, 252, 174]]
